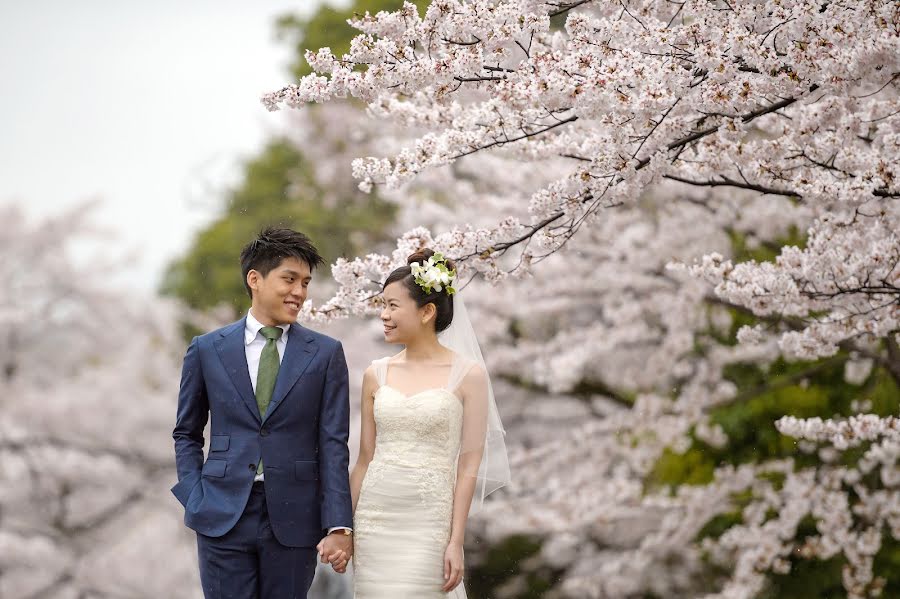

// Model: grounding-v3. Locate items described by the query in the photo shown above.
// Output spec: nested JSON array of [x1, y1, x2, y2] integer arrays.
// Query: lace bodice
[[368, 354, 474, 471], [372, 385, 463, 467]]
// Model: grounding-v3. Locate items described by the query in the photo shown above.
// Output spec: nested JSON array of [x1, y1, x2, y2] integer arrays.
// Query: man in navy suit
[[172, 227, 353, 598]]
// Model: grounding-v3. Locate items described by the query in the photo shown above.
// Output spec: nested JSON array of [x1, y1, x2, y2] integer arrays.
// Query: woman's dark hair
[[240, 227, 325, 299], [383, 248, 456, 332]]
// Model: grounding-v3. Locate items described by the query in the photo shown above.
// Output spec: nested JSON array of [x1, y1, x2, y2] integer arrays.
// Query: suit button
[[260, 428, 269, 436], [248, 464, 256, 471]]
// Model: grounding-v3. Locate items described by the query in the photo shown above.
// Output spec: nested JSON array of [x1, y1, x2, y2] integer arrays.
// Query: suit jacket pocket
[[202, 459, 227, 478], [295, 460, 319, 481]]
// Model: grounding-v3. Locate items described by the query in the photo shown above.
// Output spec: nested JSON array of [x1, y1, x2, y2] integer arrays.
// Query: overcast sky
[[1, 1, 346, 289]]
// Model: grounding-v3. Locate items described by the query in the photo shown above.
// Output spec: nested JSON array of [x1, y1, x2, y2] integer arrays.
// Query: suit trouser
[[196, 482, 317, 599]]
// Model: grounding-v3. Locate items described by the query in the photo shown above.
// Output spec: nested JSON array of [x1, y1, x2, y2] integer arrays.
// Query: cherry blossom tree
[[263, 0, 898, 370], [264, 1, 899, 596], [0, 204, 207, 598]]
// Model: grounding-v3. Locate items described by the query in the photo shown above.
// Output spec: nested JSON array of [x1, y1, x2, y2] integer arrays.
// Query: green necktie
[[256, 326, 283, 475]]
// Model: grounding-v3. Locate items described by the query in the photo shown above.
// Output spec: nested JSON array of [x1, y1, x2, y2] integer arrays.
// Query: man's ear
[[247, 270, 260, 293]]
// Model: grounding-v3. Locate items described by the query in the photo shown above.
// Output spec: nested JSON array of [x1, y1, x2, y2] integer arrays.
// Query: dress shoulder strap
[[447, 353, 478, 392], [371, 357, 390, 387]]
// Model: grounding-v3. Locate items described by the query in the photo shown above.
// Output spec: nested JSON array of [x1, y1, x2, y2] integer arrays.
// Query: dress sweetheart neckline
[[376, 384, 461, 403]]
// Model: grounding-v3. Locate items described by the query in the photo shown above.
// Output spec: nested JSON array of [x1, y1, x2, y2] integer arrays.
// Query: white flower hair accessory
[[410, 252, 457, 295]]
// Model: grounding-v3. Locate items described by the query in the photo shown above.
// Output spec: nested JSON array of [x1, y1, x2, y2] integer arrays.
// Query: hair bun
[[407, 248, 456, 270], [406, 248, 434, 265]]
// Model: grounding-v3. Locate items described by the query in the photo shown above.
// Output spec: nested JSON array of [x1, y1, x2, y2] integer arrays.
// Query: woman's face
[[380, 280, 432, 344]]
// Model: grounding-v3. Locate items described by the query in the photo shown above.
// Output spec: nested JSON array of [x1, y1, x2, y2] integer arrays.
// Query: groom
[[171, 227, 353, 598]]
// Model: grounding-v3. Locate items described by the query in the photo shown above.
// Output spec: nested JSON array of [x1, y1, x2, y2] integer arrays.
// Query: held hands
[[317, 531, 353, 574], [442, 541, 464, 592]]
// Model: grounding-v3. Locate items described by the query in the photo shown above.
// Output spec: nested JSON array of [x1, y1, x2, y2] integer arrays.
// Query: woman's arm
[[444, 364, 489, 591], [350, 365, 378, 513]]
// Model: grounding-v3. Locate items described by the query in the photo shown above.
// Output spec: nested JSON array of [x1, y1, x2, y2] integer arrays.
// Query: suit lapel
[[214, 318, 261, 423], [263, 323, 318, 424]]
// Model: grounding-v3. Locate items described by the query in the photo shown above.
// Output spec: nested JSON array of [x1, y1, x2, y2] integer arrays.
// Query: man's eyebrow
[[282, 269, 311, 278]]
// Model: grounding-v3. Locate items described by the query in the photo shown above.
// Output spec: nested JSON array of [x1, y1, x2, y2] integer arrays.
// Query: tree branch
[[637, 85, 820, 170], [664, 173, 799, 197], [548, 0, 594, 18], [451, 115, 579, 160]]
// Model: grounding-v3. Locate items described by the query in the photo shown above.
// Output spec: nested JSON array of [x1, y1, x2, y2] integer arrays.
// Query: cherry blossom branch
[[548, 0, 594, 19]]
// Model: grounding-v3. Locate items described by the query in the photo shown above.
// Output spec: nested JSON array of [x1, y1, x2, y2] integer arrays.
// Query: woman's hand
[[442, 541, 464, 592]]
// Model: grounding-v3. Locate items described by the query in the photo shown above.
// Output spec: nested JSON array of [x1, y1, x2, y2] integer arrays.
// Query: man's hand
[[317, 531, 353, 574]]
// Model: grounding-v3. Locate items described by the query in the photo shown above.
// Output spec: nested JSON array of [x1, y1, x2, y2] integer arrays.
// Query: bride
[[345, 249, 509, 598]]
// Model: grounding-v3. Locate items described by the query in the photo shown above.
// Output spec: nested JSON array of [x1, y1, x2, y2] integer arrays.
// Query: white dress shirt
[[244, 310, 350, 535]]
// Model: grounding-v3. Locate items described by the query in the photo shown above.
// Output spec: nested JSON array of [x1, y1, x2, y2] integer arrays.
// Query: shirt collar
[[245, 310, 290, 346]]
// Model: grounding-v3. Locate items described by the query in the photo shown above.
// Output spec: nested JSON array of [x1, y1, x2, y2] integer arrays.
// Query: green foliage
[[648, 353, 883, 490], [756, 519, 900, 598], [467, 534, 562, 599], [651, 444, 717, 487], [873, 535, 900, 598], [651, 340, 899, 484], [760, 555, 846, 599], [160, 139, 395, 314], [727, 225, 807, 264], [696, 508, 745, 541], [275, 0, 432, 80]]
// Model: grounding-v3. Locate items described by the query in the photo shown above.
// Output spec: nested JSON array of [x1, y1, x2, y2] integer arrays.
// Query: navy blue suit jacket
[[171, 317, 353, 547]]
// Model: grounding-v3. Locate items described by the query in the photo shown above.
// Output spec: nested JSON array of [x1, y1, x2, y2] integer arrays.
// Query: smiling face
[[380, 279, 436, 344], [247, 256, 311, 326]]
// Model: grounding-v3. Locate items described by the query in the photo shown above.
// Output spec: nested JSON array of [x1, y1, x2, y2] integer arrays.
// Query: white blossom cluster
[[777, 414, 899, 450], [697, 416, 900, 599], [687, 209, 899, 361]]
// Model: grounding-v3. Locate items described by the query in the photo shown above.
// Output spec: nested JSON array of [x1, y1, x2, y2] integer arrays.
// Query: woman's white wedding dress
[[353, 352, 479, 598]]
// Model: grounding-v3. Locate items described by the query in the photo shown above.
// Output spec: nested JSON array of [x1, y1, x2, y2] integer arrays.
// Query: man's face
[[247, 256, 311, 326]]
